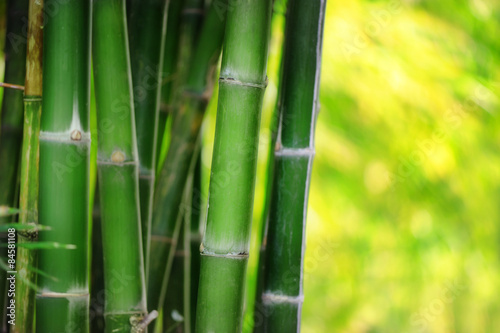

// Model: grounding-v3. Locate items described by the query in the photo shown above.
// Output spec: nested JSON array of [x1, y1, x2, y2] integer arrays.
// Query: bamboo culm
[[92, 0, 148, 331], [148, 0, 226, 316], [127, 0, 169, 275], [188, 153, 202, 330], [13, 0, 43, 331], [253, 3, 288, 328], [36, 1, 91, 331], [90, 185, 105, 332], [155, 0, 184, 168], [0, 0, 28, 329], [256, 0, 327, 331], [196, 1, 273, 332], [0, 0, 28, 223]]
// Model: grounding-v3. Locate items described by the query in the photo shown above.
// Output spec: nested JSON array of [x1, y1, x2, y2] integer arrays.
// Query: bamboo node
[[219, 76, 268, 90], [18, 223, 39, 240], [130, 310, 158, 333], [261, 292, 304, 305], [70, 130, 82, 141], [111, 150, 126, 163], [200, 249, 249, 259]]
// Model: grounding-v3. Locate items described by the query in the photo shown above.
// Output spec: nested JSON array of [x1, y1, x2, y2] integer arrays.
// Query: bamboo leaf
[[5, 242, 77, 250], [0, 258, 40, 291], [0, 206, 21, 217], [0, 223, 51, 232]]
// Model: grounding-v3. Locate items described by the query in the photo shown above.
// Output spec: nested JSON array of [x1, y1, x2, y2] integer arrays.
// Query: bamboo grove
[[0, 0, 326, 332]]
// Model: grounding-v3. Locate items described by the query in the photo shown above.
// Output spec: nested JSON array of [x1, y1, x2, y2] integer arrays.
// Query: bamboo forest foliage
[[0, 0, 499, 332]]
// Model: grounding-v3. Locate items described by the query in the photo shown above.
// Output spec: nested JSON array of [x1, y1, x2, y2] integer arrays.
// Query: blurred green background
[[2, 0, 500, 332], [201, 0, 500, 332]]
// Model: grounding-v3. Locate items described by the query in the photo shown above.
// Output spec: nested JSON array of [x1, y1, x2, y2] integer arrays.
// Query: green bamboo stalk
[[156, 0, 205, 173], [188, 152, 202, 330], [127, 0, 168, 274], [0, 0, 28, 329], [160, 150, 201, 333], [0, 0, 28, 223], [148, 0, 226, 315], [162, 199, 189, 333], [35, 1, 91, 331], [252, 3, 288, 328], [256, 0, 326, 331], [92, 0, 148, 331], [155, 0, 184, 168], [13, 0, 43, 331], [196, 1, 273, 332], [90, 185, 105, 332]]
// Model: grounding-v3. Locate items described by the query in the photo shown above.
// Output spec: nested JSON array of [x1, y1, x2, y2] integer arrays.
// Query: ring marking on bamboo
[[200, 250, 249, 259], [22, 96, 42, 102], [96, 160, 137, 166], [39, 131, 90, 144], [104, 311, 147, 315], [274, 147, 315, 157], [261, 292, 304, 304], [219, 76, 268, 90], [37, 291, 89, 299]]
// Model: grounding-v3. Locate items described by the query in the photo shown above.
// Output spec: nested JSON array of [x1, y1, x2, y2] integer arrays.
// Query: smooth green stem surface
[[13, 0, 43, 332], [156, 0, 184, 167], [90, 185, 105, 332], [256, 0, 326, 331], [128, 0, 168, 274], [148, 0, 225, 316], [0, 0, 28, 329], [0, 0, 28, 223], [156, 0, 204, 172], [36, 1, 91, 332], [189, 153, 202, 331], [162, 214, 187, 333], [253, 4, 288, 329], [92, 0, 147, 331], [196, 1, 273, 332]]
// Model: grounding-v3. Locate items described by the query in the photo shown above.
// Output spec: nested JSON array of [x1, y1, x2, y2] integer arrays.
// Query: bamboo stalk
[[35, 1, 91, 331], [156, 0, 184, 168], [253, 3, 288, 328], [156, 0, 205, 173], [162, 202, 189, 333], [12, 0, 43, 331], [90, 185, 105, 332], [0, 0, 28, 329], [148, 0, 226, 316], [256, 0, 326, 331], [92, 0, 148, 331], [127, 0, 168, 275], [188, 153, 202, 330], [196, 1, 273, 332]]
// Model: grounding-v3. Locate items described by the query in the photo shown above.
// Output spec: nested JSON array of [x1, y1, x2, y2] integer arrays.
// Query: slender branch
[[0, 82, 25, 91]]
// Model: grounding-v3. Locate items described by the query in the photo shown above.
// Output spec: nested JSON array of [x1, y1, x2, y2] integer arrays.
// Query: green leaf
[[1, 242, 77, 250], [0, 258, 39, 291], [0, 206, 21, 217], [0, 223, 51, 232]]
